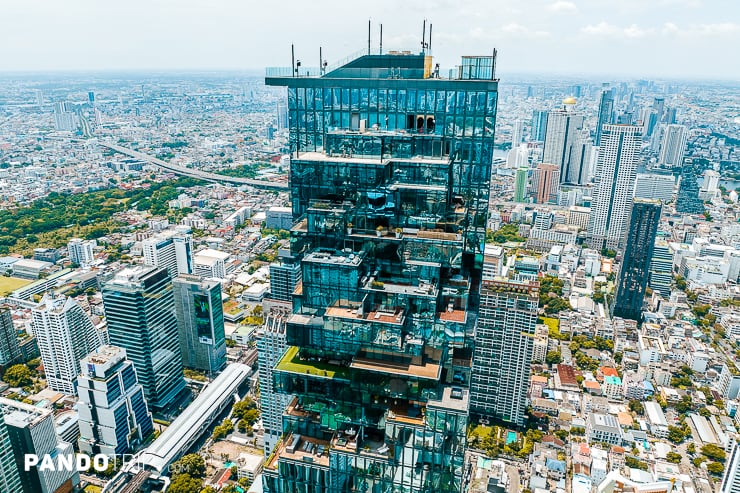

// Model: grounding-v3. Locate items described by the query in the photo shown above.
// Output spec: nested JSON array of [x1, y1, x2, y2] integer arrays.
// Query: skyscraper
[[0, 397, 79, 493], [142, 231, 193, 277], [0, 307, 21, 368], [532, 163, 560, 204], [514, 167, 529, 203], [470, 277, 538, 427], [0, 413, 21, 493], [648, 238, 673, 299], [256, 313, 293, 456], [172, 274, 226, 374], [510, 120, 523, 148], [657, 124, 688, 168], [102, 266, 186, 411], [78, 345, 154, 457], [32, 294, 102, 395], [264, 42, 497, 493], [268, 249, 302, 302], [588, 124, 642, 251], [595, 88, 615, 146], [613, 199, 662, 321], [542, 99, 585, 185], [719, 439, 740, 493], [53, 102, 78, 132], [531, 110, 548, 142]]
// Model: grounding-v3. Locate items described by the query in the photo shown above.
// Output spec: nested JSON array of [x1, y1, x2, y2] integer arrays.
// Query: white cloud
[[661, 22, 680, 35], [500, 22, 550, 38], [547, 1, 578, 13], [623, 24, 654, 38], [581, 22, 655, 38], [660, 22, 740, 37], [580, 22, 620, 36]]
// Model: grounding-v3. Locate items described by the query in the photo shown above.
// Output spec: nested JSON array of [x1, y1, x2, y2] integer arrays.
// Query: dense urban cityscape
[[0, 8, 739, 493]]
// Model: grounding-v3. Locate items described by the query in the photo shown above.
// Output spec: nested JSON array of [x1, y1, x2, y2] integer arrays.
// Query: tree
[[667, 426, 687, 444], [701, 444, 726, 462], [707, 461, 724, 475], [625, 456, 648, 470], [687, 443, 696, 454], [666, 452, 682, 464], [3, 364, 32, 387], [168, 474, 203, 493], [675, 395, 693, 414], [170, 454, 206, 478], [545, 351, 562, 365], [628, 400, 645, 415]]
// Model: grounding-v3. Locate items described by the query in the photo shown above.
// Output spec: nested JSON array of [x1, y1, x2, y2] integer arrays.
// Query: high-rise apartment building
[[510, 120, 523, 148], [142, 231, 193, 277], [264, 42, 497, 493], [649, 237, 673, 299], [719, 440, 740, 493], [0, 413, 21, 493], [53, 102, 78, 132], [0, 307, 21, 367], [657, 124, 688, 168], [269, 249, 302, 302], [634, 173, 675, 202], [0, 397, 79, 493], [514, 167, 529, 203], [613, 199, 662, 321], [172, 275, 226, 374], [78, 345, 154, 457], [470, 277, 538, 427], [68, 237, 96, 266], [102, 266, 185, 411], [256, 314, 293, 456], [595, 89, 615, 147], [588, 124, 642, 251], [532, 163, 560, 204], [32, 295, 102, 395], [542, 101, 585, 184]]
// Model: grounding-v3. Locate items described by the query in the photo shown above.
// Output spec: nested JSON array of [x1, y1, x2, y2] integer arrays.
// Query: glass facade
[[265, 50, 497, 493]]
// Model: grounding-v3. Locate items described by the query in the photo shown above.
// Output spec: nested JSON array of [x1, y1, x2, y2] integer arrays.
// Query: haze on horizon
[[1, 0, 739, 80]]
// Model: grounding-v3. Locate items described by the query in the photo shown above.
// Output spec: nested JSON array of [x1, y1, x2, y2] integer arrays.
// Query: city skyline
[[0, 1, 739, 79]]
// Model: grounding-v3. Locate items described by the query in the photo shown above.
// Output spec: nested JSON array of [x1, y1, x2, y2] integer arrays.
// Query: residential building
[[0, 413, 21, 492], [268, 250, 302, 302], [172, 275, 227, 374], [0, 307, 21, 367], [0, 397, 79, 493], [720, 440, 740, 493], [102, 266, 185, 411], [595, 88, 615, 147], [33, 247, 60, 264], [657, 124, 688, 168], [613, 199, 662, 321], [648, 238, 673, 298], [263, 45, 497, 493], [532, 163, 560, 204], [32, 294, 102, 395], [142, 231, 193, 277], [78, 346, 154, 457], [68, 238, 96, 266], [587, 413, 623, 446], [471, 277, 538, 427], [531, 109, 548, 142], [634, 173, 675, 202], [266, 206, 294, 230], [588, 124, 642, 251], [543, 100, 586, 185], [193, 248, 230, 279], [514, 166, 529, 203]]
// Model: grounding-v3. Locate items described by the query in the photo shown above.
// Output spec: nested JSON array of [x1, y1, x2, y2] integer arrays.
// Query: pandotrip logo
[[24, 453, 109, 472]]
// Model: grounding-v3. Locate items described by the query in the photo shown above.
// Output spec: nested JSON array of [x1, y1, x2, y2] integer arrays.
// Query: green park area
[[0, 276, 32, 296]]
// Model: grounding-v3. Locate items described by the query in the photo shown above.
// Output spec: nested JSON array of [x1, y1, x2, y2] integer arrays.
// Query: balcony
[[268, 432, 331, 469], [350, 354, 441, 381]]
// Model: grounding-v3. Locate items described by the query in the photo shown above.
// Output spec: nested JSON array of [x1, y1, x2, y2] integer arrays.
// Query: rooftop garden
[[275, 346, 351, 380]]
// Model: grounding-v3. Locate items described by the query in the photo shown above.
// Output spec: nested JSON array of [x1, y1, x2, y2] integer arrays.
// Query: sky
[[1, 0, 739, 79]]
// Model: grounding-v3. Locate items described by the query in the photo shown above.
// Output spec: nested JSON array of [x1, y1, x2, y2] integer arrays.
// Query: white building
[[644, 400, 669, 438], [588, 125, 642, 251], [634, 173, 675, 202], [32, 295, 102, 395], [543, 102, 588, 185], [68, 238, 97, 266], [657, 124, 688, 168], [587, 413, 623, 445], [720, 440, 740, 493], [78, 346, 154, 457], [142, 230, 193, 277], [193, 249, 231, 280]]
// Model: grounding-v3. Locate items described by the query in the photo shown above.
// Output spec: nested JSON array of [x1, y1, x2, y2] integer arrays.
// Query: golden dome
[[563, 96, 577, 105]]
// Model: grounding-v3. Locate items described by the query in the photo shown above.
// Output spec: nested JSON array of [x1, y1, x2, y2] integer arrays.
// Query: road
[[99, 141, 290, 191]]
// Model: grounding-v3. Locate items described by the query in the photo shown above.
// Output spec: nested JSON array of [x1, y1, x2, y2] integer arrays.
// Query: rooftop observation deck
[[265, 49, 498, 88]]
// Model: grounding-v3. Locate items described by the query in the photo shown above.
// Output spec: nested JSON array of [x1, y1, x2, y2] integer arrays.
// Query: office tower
[[719, 440, 740, 493], [595, 89, 615, 146], [142, 231, 193, 277], [570, 128, 593, 185], [511, 120, 523, 147], [470, 277, 538, 427], [514, 167, 529, 203], [172, 275, 226, 374], [657, 124, 688, 168], [256, 314, 293, 456], [634, 173, 676, 202], [532, 163, 560, 204], [675, 169, 705, 215], [0, 307, 21, 367], [67, 237, 96, 266], [53, 101, 78, 132], [0, 397, 79, 493], [663, 107, 677, 124], [531, 110, 548, 142], [648, 238, 673, 298], [32, 294, 102, 395], [613, 199, 661, 321], [588, 124, 642, 251], [0, 414, 22, 492], [700, 169, 720, 199], [264, 43, 497, 493], [102, 266, 185, 411], [269, 249, 302, 302], [276, 101, 288, 130], [543, 99, 586, 185], [88, 91, 95, 105], [78, 345, 154, 457]]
